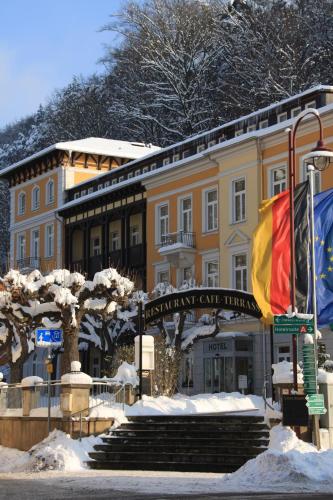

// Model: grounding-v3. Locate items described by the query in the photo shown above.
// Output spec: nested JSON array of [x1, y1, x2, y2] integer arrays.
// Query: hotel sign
[[144, 288, 262, 325]]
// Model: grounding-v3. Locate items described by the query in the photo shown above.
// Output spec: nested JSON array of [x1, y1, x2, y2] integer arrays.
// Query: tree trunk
[[61, 325, 79, 375]]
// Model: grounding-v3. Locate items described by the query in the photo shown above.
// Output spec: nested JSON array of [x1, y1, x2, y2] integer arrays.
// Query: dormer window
[[46, 179, 54, 205], [259, 119, 269, 129], [31, 186, 40, 211], [18, 192, 26, 215]]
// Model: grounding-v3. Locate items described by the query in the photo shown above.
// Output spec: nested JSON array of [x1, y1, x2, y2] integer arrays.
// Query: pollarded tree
[[0, 268, 135, 380]]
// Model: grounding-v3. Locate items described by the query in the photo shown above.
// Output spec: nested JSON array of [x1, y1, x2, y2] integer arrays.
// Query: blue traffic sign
[[35, 328, 63, 347]]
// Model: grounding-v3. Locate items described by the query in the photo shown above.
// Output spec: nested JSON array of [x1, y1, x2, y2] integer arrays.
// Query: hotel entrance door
[[204, 357, 233, 393]]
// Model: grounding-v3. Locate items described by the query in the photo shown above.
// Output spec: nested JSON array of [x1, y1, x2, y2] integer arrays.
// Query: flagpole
[[308, 164, 321, 449], [288, 128, 298, 391]]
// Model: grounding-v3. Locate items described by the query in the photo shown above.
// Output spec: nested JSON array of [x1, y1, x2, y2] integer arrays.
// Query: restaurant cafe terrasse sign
[[144, 288, 262, 325]]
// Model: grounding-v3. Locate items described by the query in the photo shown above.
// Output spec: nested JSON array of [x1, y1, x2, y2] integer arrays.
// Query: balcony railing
[[160, 231, 196, 249], [128, 243, 145, 266], [16, 257, 41, 272]]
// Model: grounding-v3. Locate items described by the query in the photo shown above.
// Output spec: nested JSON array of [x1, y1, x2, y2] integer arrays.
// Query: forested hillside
[[0, 0, 333, 261]]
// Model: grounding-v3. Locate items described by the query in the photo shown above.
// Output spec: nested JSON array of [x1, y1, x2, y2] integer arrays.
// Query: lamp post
[[287, 108, 333, 391]]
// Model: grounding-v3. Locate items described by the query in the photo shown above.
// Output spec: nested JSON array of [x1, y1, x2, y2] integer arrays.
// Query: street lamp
[[287, 108, 333, 391]]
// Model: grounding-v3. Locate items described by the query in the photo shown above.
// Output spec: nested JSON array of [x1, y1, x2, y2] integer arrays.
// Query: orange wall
[[146, 166, 219, 291]]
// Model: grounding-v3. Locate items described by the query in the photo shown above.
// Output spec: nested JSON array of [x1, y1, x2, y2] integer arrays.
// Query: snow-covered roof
[[59, 98, 333, 213], [0, 137, 160, 177]]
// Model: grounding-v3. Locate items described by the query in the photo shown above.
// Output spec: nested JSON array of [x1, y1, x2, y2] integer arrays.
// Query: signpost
[[306, 394, 327, 416], [273, 315, 314, 335], [35, 328, 63, 433]]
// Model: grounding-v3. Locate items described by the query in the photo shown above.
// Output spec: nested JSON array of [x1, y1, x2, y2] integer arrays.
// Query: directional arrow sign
[[274, 315, 313, 325], [274, 315, 314, 335], [308, 406, 327, 415]]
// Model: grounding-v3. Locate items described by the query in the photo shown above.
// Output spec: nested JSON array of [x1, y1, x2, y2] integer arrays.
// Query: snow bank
[[0, 430, 102, 473], [223, 424, 333, 490], [126, 391, 264, 416]]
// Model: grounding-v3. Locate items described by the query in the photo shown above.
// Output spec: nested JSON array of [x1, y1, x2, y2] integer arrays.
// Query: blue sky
[[0, 0, 124, 128]]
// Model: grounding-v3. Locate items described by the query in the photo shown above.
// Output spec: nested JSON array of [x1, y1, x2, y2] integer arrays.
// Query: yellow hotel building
[[3, 85, 333, 391]]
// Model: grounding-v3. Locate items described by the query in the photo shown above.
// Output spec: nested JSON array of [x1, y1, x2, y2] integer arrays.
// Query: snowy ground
[[1, 392, 333, 494]]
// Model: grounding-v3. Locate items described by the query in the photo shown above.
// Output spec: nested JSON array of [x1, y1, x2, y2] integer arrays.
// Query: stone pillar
[[60, 361, 92, 417], [21, 376, 43, 417]]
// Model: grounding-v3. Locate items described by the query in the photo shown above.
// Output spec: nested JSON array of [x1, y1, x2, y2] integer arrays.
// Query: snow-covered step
[[87, 414, 269, 472]]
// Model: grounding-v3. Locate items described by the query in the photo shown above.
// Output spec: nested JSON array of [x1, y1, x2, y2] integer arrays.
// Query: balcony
[[16, 257, 41, 273], [128, 243, 145, 267], [158, 231, 196, 268], [108, 249, 122, 268]]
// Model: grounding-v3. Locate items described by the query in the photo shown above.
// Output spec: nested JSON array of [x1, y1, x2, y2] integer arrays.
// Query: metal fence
[[0, 385, 22, 412]]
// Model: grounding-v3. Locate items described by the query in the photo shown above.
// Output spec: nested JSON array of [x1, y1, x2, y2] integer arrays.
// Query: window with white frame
[[183, 266, 193, 282], [81, 189, 87, 196], [74, 192, 80, 200], [197, 144, 206, 153], [292, 107, 301, 118], [182, 150, 191, 159], [98, 184, 103, 191], [205, 260, 219, 287], [119, 176, 124, 182], [46, 180, 54, 204], [17, 234, 26, 261], [92, 237, 101, 256], [31, 229, 39, 260], [233, 253, 247, 291], [235, 129, 243, 137], [88, 187, 94, 194], [104, 181, 110, 187], [204, 188, 218, 232], [45, 224, 54, 258], [31, 186, 40, 211], [247, 125, 256, 133], [180, 197, 192, 233], [135, 170, 141, 177], [232, 178, 246, 223], [112, 179, 118, 185], [270, 167, 287, 196], [127, 172, 133, 179], [156, 266, 170, 285], [218, 135, 225, 143], [142, 167, 149, 174], [305, 101, 316, 109], [18, 192, 26, 215], [110, 231, 120, 251], [163, 158, 170, 166], [259, 119, 268, 129], [278, 112, 288, 123], [277, 345, 291, 362], [173, 153, 180, 162], [150, 163, 156, 170], [158, 204, 169, 243], [130, 225, 140, 246], [302, 164, 321, 194], [208, 140, 216, 148]]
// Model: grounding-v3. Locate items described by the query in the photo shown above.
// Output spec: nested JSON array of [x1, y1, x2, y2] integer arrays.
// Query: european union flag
[[311, 187, 333, 327]]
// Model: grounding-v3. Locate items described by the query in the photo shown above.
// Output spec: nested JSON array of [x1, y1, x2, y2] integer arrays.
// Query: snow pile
[[318, 368, 333, 384], [223, 425, 333, 490], [126, 391, 264, 416], [272, 360, 303, 384], [111, 361, 139, 387], [0, 430, 102, 472]]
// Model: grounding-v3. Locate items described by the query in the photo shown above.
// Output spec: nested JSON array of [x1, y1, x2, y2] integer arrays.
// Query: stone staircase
[[88, 414, 270, 473]]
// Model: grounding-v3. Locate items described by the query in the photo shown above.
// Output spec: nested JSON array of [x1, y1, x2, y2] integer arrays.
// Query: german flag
[[252, 182, 309, 323]]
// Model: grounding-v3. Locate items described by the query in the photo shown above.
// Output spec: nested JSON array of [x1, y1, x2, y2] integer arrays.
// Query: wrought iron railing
[[160, 231, 196, 248]]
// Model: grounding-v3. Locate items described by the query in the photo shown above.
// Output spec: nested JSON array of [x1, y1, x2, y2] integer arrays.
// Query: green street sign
[[274, 315, 314, 335], [308, 406, 327, 415], [306, 394, 324, 402], [274, 315, 313, 325]]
